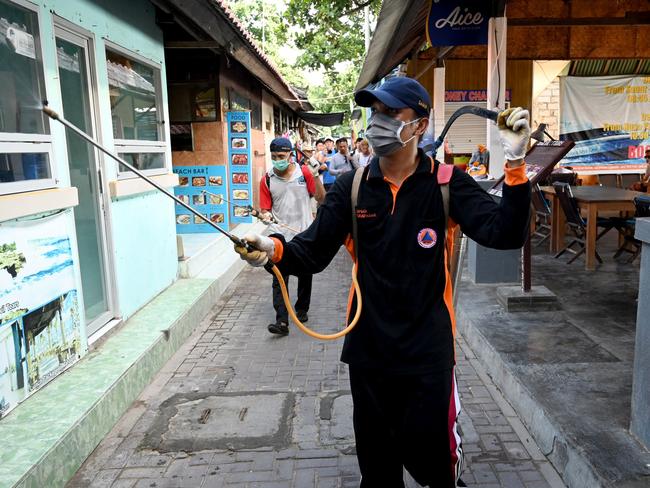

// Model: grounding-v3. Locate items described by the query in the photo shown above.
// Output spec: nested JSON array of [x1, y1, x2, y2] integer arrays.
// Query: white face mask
[[366, 112, 421, 156]]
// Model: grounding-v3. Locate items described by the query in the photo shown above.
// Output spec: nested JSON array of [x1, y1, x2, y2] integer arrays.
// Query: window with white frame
[[105, 47, 167, 176], [0, 0, 54, 195]]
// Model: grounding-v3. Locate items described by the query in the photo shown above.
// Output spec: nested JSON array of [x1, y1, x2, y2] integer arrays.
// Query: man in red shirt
[[259, 137, 325, 335]]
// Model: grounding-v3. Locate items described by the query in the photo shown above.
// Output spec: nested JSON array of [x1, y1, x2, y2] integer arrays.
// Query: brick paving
[[68, 251, 566, 488]]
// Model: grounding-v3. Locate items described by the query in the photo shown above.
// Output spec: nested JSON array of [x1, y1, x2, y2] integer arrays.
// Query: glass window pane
[[0, 0, 49, 135], [194, 87, 216, 121], [0, 152, 50, 182], [118, 152, 165, 171], [107, 49, 161, 141]]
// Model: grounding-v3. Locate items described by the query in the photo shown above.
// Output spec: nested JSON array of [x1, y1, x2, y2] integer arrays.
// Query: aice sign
[[434, 6, 483, 29]]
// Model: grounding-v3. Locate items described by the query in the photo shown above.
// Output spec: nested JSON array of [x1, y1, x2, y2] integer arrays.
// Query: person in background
[[302, 143, 328, 179], [352, 138, 373, 168], [329, 138, 354, 176], [467, 144, 489, 179], [259, 137, 325, 335], [322, 136, 337, 191], [351, 137, 364, 157]]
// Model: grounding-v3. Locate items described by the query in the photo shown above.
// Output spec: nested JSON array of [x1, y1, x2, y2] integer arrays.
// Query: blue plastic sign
[[227, 112, 254, 224], [173, 165, 229, 233], [426, 1, 490, 47]]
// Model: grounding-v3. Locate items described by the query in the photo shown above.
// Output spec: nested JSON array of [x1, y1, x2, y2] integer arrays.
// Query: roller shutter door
[[443, 102, 510, 154]]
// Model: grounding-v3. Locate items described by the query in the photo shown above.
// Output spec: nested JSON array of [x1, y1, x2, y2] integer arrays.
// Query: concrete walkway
[[68, 251, 565, 488]]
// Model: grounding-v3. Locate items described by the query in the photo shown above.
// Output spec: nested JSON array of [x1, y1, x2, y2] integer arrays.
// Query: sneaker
[[457, 478, 468, 487], [296, 311, 308, 322], [268, 321, 289, 335]]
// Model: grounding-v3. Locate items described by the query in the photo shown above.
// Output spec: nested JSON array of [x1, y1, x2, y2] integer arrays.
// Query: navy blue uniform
[[270, 149, 531, 486]]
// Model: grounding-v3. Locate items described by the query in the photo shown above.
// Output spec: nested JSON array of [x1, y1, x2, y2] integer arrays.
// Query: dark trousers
[[271, 271, 312, 323], [349, 365, 463, 488]]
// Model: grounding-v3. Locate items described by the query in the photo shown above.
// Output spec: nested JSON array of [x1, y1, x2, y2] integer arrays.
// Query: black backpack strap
[[350, 166, 366, 259]]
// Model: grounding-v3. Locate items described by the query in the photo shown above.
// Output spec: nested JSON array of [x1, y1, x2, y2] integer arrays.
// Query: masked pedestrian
[[236, 77, 531, 486], [259, 137, 325, 335]]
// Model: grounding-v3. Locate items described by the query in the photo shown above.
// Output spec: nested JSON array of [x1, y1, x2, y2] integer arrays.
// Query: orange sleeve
[[504, 163, 528, 186], [269, 237, 284, 263]]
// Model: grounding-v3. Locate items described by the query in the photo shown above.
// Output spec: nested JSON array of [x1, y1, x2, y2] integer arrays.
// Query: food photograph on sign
[[192, 194, 206, 206], [176, 214, 191, 225], [232, 172, 249, 184], [193, 214, 208, 224], [177, 195, 189, 205], [208, 194, 223, 205], [209, 175, 223, 186], [210, 213, 225, 224], [230, 121, 248, 133], [192, 176, 206, 186], [233, 206, 251, 217], [231, 153, 248, 165], [231, 138, 247, 149], [179, 176, 189, 186], [233, 189, 249, 200]]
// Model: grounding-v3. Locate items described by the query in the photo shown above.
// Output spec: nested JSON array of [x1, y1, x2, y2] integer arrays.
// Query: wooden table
[[540, 186, 642, 270]]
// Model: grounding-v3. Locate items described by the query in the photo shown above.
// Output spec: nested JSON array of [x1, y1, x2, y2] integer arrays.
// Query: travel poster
[[0, 211, 84, 418]]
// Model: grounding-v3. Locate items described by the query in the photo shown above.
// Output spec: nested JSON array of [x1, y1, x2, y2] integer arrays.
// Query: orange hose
[[269, 262, 361, 340]]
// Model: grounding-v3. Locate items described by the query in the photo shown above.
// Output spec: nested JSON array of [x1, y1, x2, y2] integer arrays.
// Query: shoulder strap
[[434, 158, 453, 242], [265, 172, 271, 190], [350, 166, 366, 259]]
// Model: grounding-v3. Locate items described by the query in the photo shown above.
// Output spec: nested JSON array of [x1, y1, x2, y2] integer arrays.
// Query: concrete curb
[[457, 308, 606, 488]]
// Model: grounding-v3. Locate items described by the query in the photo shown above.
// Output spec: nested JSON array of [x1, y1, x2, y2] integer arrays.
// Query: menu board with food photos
[[173, 165, 229, 233], [227, 111, 253, 224]]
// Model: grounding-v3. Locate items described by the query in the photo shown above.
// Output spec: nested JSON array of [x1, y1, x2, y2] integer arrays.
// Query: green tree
[[231, 0, 380, 128], [229, 0, 307, 90]]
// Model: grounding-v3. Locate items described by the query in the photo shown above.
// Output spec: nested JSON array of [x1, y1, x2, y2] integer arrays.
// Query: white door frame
[[53, 20, 120, 336]]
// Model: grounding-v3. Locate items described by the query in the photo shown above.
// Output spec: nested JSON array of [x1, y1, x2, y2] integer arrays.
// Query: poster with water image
[[0, 211, 84, 418]]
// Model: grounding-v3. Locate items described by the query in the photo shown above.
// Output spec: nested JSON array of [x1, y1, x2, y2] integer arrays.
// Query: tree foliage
[[230, 0, 381, 131]]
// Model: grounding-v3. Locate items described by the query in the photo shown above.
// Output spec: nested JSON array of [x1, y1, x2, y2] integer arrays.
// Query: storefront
[[0, 0, 178, 418]]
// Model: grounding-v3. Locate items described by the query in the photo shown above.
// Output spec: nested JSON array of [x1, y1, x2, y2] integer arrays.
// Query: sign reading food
[[227, 112, 253, 224], [173, 165, 229, 233]]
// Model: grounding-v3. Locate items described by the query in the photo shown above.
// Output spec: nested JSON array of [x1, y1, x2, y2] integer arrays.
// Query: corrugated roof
[[214, 0, 310, 110], [569, 59, 650, 76]]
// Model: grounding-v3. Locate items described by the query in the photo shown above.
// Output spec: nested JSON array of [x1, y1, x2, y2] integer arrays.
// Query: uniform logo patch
[[417, 228, 437, 248]]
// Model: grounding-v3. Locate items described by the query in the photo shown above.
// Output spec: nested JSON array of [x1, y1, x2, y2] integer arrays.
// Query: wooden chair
[[531, 184, 551, 247], [552, 182, 618, 264], [613, 195, 650, 262]]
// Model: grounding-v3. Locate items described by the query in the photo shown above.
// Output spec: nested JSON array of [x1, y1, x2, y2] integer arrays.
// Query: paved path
[[68, 251, 566, 488]]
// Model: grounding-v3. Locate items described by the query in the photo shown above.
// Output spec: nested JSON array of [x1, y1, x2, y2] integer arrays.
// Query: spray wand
[[199, 189, 302, 235], [42, 104, 361, 340]]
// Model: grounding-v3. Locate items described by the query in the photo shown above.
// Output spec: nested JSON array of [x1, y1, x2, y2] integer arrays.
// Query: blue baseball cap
[[355, 77, 432, 118], [270, 137, 292, 152]]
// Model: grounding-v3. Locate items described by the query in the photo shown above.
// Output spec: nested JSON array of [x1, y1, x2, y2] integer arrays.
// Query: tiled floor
[[68, 251, 564, 488]]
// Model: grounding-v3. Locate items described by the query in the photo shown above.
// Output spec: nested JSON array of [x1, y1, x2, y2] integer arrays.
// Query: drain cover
[[142, 391, 294, 452]]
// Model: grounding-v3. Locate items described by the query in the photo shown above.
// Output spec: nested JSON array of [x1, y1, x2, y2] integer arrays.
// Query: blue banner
[[426, 1, 490, 47], [227, 112, 254, 224], [173, 165, 229, 233]]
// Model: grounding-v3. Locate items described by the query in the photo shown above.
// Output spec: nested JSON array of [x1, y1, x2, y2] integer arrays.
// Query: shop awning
[[355, 0, 429, 90], [298, 112, 345, 127]]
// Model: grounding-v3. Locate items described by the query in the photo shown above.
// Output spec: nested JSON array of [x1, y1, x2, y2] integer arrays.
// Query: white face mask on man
[[366, 112, 422, 157]]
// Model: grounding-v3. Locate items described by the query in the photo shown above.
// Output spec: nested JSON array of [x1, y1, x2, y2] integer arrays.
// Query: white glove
[[260, 211, 273, 225], [307, 158, 320, 178], [497, 107, 531, 160], [233, 233, 275, 267]]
